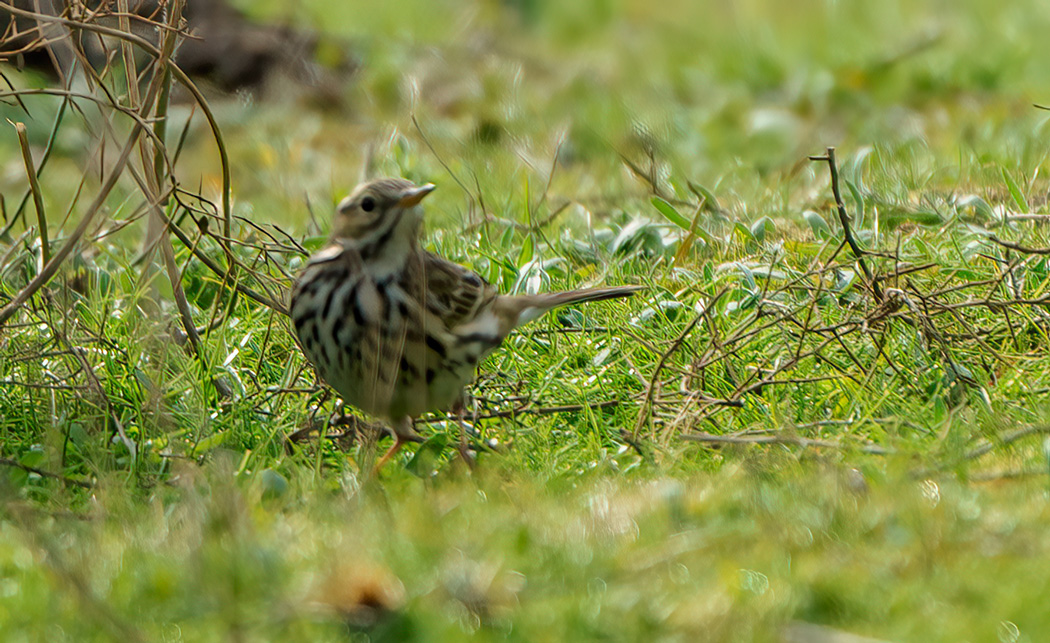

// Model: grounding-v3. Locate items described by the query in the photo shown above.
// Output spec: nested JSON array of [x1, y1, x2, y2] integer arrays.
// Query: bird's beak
[[398, 183, 436, 208]]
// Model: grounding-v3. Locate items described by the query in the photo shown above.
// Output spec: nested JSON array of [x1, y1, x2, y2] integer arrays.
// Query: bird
[[290, 178, 641, 471]]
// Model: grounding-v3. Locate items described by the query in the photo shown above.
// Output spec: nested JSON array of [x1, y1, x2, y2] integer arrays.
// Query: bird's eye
[[361, 196, 376, 212]]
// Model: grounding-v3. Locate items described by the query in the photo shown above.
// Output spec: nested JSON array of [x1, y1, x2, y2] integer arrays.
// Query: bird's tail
[[510, 285, 643, 325]]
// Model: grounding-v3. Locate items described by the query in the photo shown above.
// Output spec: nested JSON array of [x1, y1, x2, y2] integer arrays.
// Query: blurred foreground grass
[[4, 0, 1050, 639], [5, 461, 1050, 641]]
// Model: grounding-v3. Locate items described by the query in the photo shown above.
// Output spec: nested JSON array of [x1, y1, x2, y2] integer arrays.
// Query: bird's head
[[331, 178, 435, 249]]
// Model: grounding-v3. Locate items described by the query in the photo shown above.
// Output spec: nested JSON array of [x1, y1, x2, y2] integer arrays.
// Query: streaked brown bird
[[291, 178, 640, 470]]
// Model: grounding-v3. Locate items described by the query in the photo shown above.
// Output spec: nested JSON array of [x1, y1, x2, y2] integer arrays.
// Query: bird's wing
[[420, 251, 497, 328]]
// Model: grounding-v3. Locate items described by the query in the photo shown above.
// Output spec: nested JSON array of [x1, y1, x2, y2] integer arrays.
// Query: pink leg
[[372, 434, 408, 474], [454, 400, 476, 470], [372, 418, 417, 475]]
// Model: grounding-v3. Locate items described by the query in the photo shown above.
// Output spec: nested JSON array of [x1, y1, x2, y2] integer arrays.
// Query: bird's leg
[[372, 417, 417, 475], [372, 435, 406, 474], [451, 395, 476, 470]]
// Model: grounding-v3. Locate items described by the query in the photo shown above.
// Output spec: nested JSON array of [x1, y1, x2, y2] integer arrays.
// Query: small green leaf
[[259, 469, 289, 501], [804, 210, 834, 240], [651, 196, 691, 230], [734, 222, 755, 242], [844, 179, 865, 229], [487, 259, 502, 285], [192, 430, 229, 455], [518, 234, 534, 267], [957, 195, 995, 220], [499, 225, 516, 248], [302, 235, 329, 251], [882, 208, 943, 226], [750, 216, 773, 243], [406, 432, 449, 476], [832, 268, 856, 292], [843, 146, 874, 189], [632, 300, 685, 326], [691, 224, 716, 247], [687, 181, 722, 212], [1001, 167, 1028, 213], [736, 263, 758, 291], [20, 447, 45, 469]]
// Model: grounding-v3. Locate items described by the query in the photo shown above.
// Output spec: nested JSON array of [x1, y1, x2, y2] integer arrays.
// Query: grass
[[6, 464, 1050, 641], [3, 0, 1050, 639]]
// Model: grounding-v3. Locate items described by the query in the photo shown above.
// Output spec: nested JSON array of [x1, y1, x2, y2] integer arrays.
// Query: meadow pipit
[[291, 178, 640, 470]]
